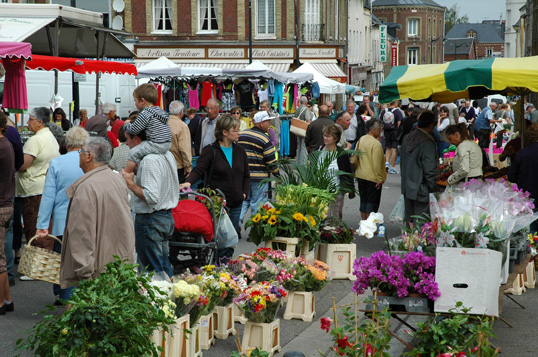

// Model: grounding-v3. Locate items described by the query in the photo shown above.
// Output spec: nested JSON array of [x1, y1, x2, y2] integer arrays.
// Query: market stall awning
[[0, 41, 32, 59], [294, 62, 345, 94], [379, 57, 538, 103], [306, 61, 347, 83], [0, 5, 134, 58], [25, 55, 137, 75]]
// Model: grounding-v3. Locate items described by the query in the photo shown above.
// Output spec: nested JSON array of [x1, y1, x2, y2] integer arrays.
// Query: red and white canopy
[[26, 55, 137, 75]]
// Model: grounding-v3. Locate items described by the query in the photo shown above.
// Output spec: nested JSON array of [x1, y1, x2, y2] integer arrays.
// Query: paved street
[[2, 171, 537, 356]]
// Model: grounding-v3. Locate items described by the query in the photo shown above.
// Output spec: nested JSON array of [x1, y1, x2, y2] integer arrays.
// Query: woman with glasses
[[180, 114, 250, 264], [230, 106, 250, 130]]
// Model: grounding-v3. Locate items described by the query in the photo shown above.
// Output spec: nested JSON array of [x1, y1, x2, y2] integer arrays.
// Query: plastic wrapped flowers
[[233, 281, 287, 323], [171, 279, 201, 318]]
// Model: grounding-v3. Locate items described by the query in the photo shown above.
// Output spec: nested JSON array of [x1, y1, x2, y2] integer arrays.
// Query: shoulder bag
[[290, 106, 310, 138]]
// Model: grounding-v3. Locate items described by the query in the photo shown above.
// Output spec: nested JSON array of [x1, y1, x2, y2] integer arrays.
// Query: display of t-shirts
[[201, 81, 217, 107], [311, 82, 320, 98], [268, 80, 275, 98], [294, 85, 300, 111], [257, 84, 269, 102], [222, 91, 235, 112], [2, 58, 28, 110], [273, 82, 284, 115], [188, 83, 200, 109], [236, 80, 255, 107]]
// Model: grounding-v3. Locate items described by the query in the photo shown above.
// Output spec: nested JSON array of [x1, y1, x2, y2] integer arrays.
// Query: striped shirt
[[238, 127, 279, 181], [124, 106, 172, 143]]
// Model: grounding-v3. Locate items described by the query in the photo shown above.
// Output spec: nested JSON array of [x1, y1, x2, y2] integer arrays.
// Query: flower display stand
[[367, 294, 432, 313], [151, 315, 191, 357], [199, 313, 215, 350], [241, 319, 281, 357], [265, 237, 299, 257], [283, 291, 315, 322], [232, 303, 248, 324], [214, 304, 236, 339], [299, 240, 316, 261], [524, 260, 536, 289], [317, 243, 356, 280], [504, 272, 526, 295], [187, 324, 203, 357]]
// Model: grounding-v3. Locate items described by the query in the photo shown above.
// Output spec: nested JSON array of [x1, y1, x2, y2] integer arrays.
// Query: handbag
[[290, 106, 309, 138], [216, 208, 238, 249], [290, 118, 309, 138], [389, 194, 405, 223], [18, 235, 62, 284]]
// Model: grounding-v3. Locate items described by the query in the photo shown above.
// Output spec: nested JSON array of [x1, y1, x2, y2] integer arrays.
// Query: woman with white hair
[[35, 127, 88, 301]]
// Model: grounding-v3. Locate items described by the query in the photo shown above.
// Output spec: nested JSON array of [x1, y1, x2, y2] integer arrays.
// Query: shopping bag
[[290, 118, 309, 138], [216, 209, 238, 249], [389, 194, 405, 223]]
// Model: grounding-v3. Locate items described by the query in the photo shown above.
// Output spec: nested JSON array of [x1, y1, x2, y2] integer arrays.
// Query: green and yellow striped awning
[[379, 57, 538, 103]]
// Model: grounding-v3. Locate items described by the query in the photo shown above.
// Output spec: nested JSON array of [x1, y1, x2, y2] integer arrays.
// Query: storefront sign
[[208, 48, 245, 58], [136, 48, 205, 58], [299, 48, 336, 58], [252, 48, 294, 58], [391, 44, 398, 67], [380, 25, 387, 62]]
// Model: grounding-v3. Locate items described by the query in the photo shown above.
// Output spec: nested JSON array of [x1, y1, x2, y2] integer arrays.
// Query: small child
[[123, 83, 172, 174]]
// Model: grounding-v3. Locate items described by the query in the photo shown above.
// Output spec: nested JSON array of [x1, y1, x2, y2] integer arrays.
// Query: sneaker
[[385, 162, 389, 172], [19, 275, 35, 281], [389, 168, 399, 174]]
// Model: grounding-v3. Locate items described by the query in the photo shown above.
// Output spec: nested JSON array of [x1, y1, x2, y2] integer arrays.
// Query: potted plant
[[318, 217, 357, 280], [404, 302, 500, 357], [320, 306, 392, 356], [352, 251, 440, 312], [16, 257, 177, 357]]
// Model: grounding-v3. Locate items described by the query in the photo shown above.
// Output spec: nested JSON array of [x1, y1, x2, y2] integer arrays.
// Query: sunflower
[[252, 213, 262, 223], [267, 208, 276, 214], [309, 215, 316, 227], [292, 212, 304, 221], [268, 215, 278, 225]]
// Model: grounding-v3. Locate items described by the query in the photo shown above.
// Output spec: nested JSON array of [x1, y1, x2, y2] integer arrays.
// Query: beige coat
[[448, 140, 483, 185], [60, 165, 135, 289], [351, 133, 387, 184], [169, 115, 192, 172]]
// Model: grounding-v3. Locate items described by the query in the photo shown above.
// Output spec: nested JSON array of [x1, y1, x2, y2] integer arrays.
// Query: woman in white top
[[446, 123, 483, 185], [437, 105, 452, 155]]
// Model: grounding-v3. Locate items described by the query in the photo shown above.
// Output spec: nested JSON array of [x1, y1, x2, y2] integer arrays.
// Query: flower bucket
[[199, 312, 215, 350], [265, 237, 300, 257], [241, 319, 281, 357], [283, 291, 315, 322], [243, 301, 280, 323], [214, 304, 236, 339], [317, 243, 356, 280]]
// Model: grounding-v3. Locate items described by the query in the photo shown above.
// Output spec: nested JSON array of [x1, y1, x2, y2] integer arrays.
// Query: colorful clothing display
[[188, 83, 200, 109], [201, 80, 217, 107]]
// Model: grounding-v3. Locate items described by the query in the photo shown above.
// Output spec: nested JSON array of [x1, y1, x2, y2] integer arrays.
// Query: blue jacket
[[475, 107, 492, 131], [36, 151, 84, 236]]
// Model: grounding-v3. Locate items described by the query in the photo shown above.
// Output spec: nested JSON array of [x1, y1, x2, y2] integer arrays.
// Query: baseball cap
[[253, 111, 273, 124]]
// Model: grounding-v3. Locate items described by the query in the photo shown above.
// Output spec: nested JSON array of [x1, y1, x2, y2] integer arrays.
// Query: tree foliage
[[445, 3, 469, 34]]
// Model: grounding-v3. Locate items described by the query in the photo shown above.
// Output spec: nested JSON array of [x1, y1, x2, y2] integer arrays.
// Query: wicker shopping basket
[[18, 235, 62, 285]]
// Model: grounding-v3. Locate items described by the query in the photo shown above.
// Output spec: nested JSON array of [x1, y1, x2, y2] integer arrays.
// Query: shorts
[[384, 129, 399, 149], [357, 179, 382, 214]]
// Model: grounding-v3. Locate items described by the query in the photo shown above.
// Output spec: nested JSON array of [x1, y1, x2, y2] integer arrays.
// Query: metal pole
[[95, 31, 100, 116], [249, 0, 253, 64], [294, 0, 300, 67], [54, 18, 60, 99]]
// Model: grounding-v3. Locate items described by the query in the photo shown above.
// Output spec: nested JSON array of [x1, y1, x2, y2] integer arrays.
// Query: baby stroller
[[169, 189, 223, 274]]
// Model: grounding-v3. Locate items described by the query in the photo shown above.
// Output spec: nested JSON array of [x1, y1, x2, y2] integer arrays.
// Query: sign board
[[208, 48, 245, 59], [380, 25, 387, 62], [299, 47, 336, 58], [73, 73, 86, 82], [252, 48, 294, 59], [136, 48, 205, 58], [392, 44, 398, 67]]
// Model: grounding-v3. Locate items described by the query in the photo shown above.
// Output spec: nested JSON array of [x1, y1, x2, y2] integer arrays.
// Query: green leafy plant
[[231, 347, 270, 357], [16, 256, 176, 357], [321, 302, 392, 357], [404, 302, 500, 356], [320, 217, 356, 244]]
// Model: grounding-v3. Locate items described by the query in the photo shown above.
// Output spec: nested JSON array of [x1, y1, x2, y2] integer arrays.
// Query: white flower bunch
[[173, 280, 201, 305], [358, 212, 384, 239], [149, 280, 174, 301]]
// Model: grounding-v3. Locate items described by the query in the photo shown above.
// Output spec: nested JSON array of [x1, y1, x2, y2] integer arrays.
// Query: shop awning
[[0, 41, 32, 59], [135, 60, 291, 73], [305, 61, 347, 83], [0, 5, 134, 58], [26, 55, 137, 75]]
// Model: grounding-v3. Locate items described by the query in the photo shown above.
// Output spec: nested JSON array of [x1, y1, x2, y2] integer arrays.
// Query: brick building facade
[[445, 22, 505, 60], [372, 0, 444, 66]]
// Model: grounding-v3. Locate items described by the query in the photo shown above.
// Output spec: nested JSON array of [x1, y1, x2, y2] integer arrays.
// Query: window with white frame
[[408, 18, 418, 37], [407, 47, 419, 65], [153, 0, 172, 33], [256, 0, 276, 37], [198, 0, 219, 33], [304, 0, 321, 41]]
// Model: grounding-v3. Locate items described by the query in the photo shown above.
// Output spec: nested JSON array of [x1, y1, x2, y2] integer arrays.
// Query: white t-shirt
[[344, 113, 358, 141]]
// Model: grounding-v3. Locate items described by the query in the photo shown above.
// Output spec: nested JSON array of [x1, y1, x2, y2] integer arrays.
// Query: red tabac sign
[[391, 44, 398, 67]]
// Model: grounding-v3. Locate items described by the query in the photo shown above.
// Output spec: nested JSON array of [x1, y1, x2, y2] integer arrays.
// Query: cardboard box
[[434, 247, 501, 317]]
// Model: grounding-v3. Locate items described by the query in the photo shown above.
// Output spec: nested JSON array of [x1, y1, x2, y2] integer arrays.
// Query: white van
[[1, 69, 136, 125]]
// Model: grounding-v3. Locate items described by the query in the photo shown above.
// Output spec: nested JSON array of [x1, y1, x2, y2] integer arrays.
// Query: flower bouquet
[[319, 217, 355, 244], [281, 258, 330, 292], [215, 268, 246, 306], [234, 281, 287, 323], [245, 202, 321, 250], [273, 184, 335, 221], [195, 187, 225, 220], [171, 279, 201, 318], [227, 252, 280, 284], [396, 218, 438, 256], [358, 212, 384, 238], [352, 251, 440, 300]]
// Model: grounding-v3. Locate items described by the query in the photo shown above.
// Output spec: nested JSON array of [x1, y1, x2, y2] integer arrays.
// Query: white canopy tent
[[293, 62, 345, 94], [136, 56, 182, 78]]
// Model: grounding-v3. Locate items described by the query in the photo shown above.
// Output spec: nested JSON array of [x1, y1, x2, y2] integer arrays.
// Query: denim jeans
[[240, 181, 268, 223], [135, 210, 174, 278]]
